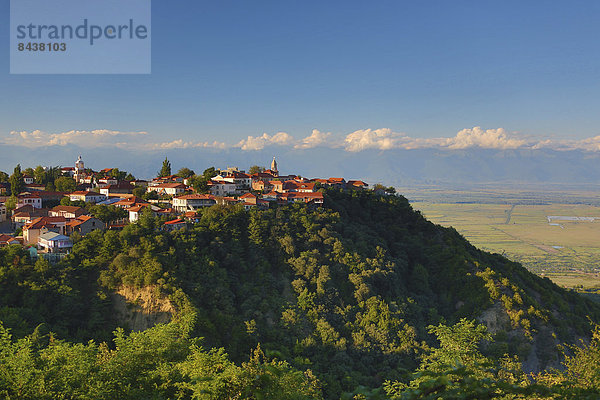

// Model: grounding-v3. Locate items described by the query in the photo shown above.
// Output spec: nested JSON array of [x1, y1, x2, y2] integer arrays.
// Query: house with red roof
[[113, 197, 147, 209], [208, 180, 237, 196], [0, 234, 19, 247], [239, 192, 257, 205], [49, 205, 88, 220], [347, 180, 368, 189], [270, 180, 284, 193], [99, 181, 134, 196], [23, 216, 67, 245], [69, 191, 107, 203], [11, 206, 48, 228], [284, 192, 324, 204], [146, 182, 187, 196], [163, 218, 186, 231], [283, 180, 316, 193], [22, 175, 34, 185], [65, 215, 105, 235]]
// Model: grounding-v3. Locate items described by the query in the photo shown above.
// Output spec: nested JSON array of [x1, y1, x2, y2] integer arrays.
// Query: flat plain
[[404, 184, 600, 290]]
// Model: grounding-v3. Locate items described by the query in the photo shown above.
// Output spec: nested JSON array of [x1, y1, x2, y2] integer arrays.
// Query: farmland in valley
[[405, 184, 600, 290]]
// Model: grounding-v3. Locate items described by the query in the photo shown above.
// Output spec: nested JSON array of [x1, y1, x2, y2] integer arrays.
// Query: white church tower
[[271, 157, 278, 176], [74, 155, 85, 183]]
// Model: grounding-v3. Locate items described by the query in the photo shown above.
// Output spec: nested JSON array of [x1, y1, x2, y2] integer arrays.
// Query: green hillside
[[2, 189, 600, 399]]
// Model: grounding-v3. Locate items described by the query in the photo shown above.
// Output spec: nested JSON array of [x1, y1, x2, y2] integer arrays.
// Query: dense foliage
[[1, 189, 600, 398]]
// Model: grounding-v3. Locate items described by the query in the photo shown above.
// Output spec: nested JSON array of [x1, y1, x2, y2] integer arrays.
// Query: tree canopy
[[158, 157, 172, 178]]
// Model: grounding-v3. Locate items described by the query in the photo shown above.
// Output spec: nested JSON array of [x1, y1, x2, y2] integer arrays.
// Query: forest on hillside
[[2, 189, 600, 399]]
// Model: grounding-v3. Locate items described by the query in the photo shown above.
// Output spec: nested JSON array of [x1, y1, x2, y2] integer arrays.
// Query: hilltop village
[[0, 156, 379, 260]]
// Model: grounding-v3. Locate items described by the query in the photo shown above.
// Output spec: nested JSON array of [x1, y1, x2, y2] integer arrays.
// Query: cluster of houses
[[0, 156, 369, 258]]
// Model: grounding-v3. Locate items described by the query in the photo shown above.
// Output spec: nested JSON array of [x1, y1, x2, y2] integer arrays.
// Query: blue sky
[[1, 1, 600, 159]]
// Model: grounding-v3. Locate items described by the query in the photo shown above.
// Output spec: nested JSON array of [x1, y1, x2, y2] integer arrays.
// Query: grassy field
[[412, 201, 600, 289]]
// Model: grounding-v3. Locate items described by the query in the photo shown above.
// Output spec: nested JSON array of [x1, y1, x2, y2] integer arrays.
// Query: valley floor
[[407, 184, 600, 292]]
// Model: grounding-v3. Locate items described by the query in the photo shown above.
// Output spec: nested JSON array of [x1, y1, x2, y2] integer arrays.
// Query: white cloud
[[141, 139, 227, 150], [5, 129, 147, 148], [343, 127, 532, 151], [295, 129, 333, 149], [236, 132, 295, 151], [532, 135, 600, 152], [6, 127, 600, 154], [443, 127, 527, 149], [343, 128, 408, 152]]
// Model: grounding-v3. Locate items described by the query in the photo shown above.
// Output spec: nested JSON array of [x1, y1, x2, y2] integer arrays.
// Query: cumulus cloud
[[343, 128, 407, 152], [295, 129, 333, 149], [5, 129, 147, 148], [343, 127, 533, 151], [236, 132, 295, 151], [443, 127, 527, 149]]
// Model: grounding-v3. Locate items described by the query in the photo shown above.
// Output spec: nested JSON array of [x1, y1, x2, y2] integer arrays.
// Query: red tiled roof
[[128, 205, 148, 213], [175, 194, 213, 200], [154, 183, 186, 189], [51, 205, 85, 214], [347, 180, 368, 186], [24, 216, 66, 230], [100, 182, 134, 190], [0, 234, 18, 245], [71, 191, 103, 196], [164, 218, 185, 225], [66, 215, 96, 227]]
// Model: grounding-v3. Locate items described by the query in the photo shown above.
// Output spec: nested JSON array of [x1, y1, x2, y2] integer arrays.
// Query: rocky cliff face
[[111, 285, 175, 331]]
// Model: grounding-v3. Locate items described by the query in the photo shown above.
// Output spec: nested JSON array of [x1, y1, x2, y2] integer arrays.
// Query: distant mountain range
[[2, 145, 600, 186]]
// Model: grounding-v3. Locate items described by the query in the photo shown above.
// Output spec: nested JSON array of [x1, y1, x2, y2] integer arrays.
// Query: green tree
[[158, 157, 172, 177], [23, 167, 34, 178], [176, 167, 195, 179], [45, 166, 62, 183], [109, 168, 127, 180], [4, 195, 17, 211], [54, 176, 77, 192], [0, 171, 8, 183], [248, 165, 265, 174], [33, 166, 46, 184], [9, 165, 24, 195], [190, 167, 218, 194], [60, 197, 86, 207], [89, 205, 127, 223], [132, 186, 146, 198]]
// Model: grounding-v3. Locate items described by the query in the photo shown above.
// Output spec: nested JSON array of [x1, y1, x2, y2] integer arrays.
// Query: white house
[[0, 203, 6, 223], [38, 231, 72, 254], [213, 172, 251, 193], [128, 204, 162, 223], [208, 181, 237, 196], [17, 194, 42, 209], [146, 183, 187, 196], [49, 205, 87, 220], [172, 194, 216, 212], [69, 191, 107, 203]]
